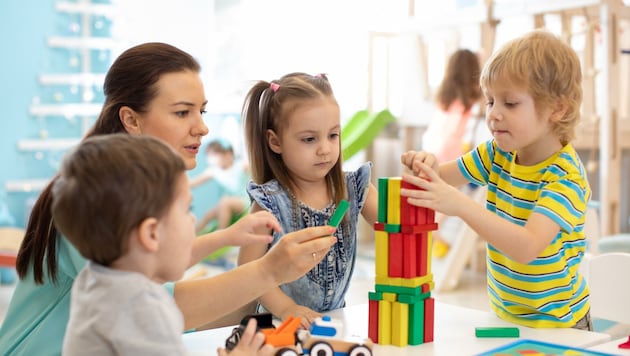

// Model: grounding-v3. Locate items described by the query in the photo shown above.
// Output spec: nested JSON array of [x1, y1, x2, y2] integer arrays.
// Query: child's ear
[[119, 106, 141, 134], [549, 97, 569, 122], [266, 129, 282, 154], [137, 217, 160, 253]]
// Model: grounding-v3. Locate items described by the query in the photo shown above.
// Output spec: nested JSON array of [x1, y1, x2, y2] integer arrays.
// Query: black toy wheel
[[309, 341, 333, 356], [348, 344, 372, 356], [275, 347, 299, 356]]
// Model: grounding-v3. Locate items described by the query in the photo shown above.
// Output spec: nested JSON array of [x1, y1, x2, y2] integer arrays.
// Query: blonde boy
[[401, 30, 591, 329]]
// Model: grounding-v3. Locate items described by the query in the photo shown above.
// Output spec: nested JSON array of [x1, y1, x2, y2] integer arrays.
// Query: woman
[[0, 42, 336, 355]]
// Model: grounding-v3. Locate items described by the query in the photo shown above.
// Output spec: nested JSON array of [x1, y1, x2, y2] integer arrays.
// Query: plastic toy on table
[[224, 313, 373, 356]]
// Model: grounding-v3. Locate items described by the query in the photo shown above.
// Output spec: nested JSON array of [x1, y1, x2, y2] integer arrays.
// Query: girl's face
[[483, 80, 562, 165], [154, 173, 196, 283], [268, 97, 340, 186], [134, 70, 209, 170]]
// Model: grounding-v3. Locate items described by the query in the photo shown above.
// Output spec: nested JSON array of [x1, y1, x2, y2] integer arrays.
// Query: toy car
[[299, 315, 373, 356], [225, 313, 372, 356]]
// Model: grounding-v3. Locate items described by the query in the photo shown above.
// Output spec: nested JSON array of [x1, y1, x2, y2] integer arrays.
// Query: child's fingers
[[287, 226, 336, 244], [258, 344, 275, 356], [239, 318, 258, 345], [216, 347, 228, 356], [401, 173, 430, 190], [416, 161, 440, 181], [251, 211, 282, 233], [246, 234, 274, 245]]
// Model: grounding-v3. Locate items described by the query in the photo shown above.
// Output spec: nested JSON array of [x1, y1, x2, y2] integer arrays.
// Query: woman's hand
[[262, 226, 336, 286], [225, 211, 282, 247]]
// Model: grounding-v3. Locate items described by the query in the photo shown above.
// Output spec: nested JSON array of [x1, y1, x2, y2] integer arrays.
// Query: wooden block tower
[[368, 177, 437, 346]]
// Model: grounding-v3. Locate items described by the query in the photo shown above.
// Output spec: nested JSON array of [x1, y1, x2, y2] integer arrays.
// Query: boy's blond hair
[[480, 30, 582, 145]]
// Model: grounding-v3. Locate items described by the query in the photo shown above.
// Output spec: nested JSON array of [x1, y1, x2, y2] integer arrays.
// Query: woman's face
[[134, 70, 209, 169]]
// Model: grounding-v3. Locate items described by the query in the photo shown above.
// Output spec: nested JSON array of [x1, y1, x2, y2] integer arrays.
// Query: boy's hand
[[400, 162, 464, 217], [401, 150, 439, 179], [217, 318, 273, 356], [262, 226, 336, 285], [226, 211, 281, 247]]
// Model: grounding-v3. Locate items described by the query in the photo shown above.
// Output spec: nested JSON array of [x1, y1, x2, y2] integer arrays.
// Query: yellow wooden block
[[400, 274, 434, 288], [375, 230, 389, 278], [391, 302, 409, 346], [378, 300, 392, 345], [387, 178, 401, 225], [382, 292, 397, 302], [427, 231, 433, 275], [375, 275, 402, 286]]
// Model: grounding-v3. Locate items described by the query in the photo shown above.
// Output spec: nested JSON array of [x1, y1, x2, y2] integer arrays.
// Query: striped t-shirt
[[458, 140, 591, 328]]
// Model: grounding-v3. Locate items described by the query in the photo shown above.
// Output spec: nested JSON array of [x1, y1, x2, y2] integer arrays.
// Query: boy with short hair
[[401, 30, 592, 329], [53, 134, 271, 355]]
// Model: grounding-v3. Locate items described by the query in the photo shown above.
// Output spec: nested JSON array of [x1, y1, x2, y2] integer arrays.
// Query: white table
[[588, 337, 630, 354], [183, 302, 612, 355]]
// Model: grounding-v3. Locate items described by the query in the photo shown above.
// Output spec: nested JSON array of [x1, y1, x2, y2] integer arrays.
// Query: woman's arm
[[237, 204, 319, 328], [175, 224, 336, 330], [188, 210, 281, 266]]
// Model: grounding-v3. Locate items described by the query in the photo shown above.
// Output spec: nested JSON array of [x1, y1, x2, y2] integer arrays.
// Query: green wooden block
[[375, 283, 421, 296], [328, 199, 349, 228], [384, 223, 401, 233], [378, 178, 388, 222], [368, 291, 382, 301], [408, 301, 425, 345], [475, 327, 520, 338]]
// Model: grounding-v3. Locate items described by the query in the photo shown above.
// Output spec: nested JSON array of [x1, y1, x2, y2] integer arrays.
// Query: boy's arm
[[402, 165, 560, 264]]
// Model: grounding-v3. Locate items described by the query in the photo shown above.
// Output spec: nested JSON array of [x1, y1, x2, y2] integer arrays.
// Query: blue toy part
[[309, 315, 340, 337]]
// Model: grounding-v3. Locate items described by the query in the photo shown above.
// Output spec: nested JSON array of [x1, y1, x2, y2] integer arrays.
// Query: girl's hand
[[262, 226, 336, 285], [226, 211, 282, 247], [216, 318, 274, 356], [401, 150, 439, 178], [280, 305, 322, 329], [400, 162, 465, 217]]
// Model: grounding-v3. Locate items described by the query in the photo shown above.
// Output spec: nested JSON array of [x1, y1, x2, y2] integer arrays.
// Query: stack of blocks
[[367, 177, 437, 346]]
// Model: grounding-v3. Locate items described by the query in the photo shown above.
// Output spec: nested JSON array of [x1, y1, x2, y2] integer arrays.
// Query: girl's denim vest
[[247, 163, 371, 312]]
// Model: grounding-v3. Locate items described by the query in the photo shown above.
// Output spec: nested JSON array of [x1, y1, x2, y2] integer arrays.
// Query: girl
[[421, 48, 483, 258], [239, 72, 378, 327]]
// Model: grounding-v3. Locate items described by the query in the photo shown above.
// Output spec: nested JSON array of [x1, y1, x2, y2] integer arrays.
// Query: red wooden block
[[374, 222, 385, 231], [416, 232, 428, 277], [400, 181, 416, 226], [401, 223, 439, 234], [389, 233, 403, 278], [424, 297, 435, 343], [421, 283, 430, 294], [402, 233, 417, 278], [368, 299, 379, 343]]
